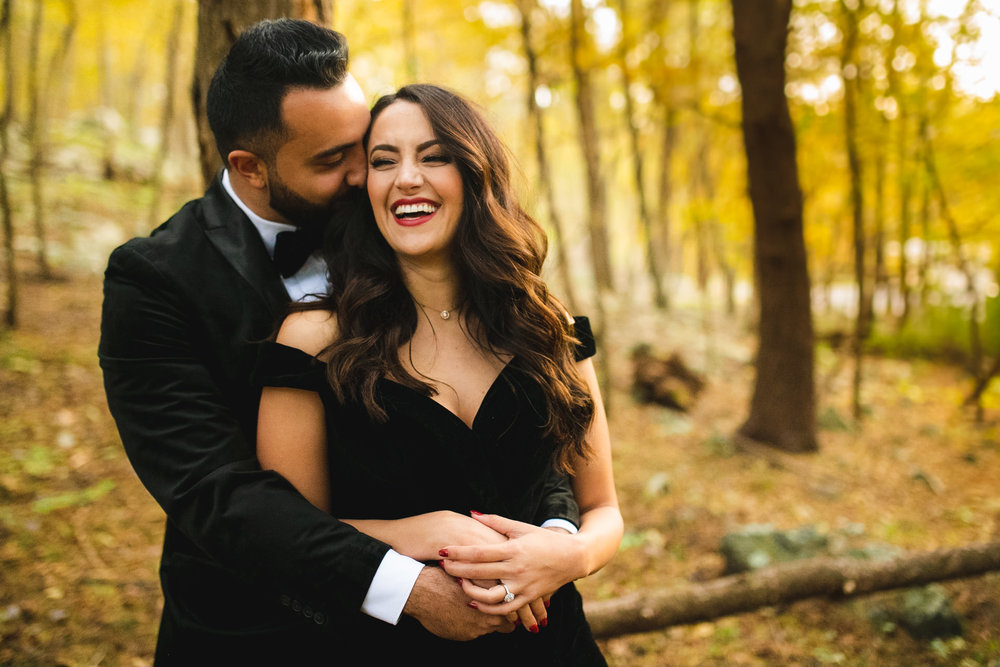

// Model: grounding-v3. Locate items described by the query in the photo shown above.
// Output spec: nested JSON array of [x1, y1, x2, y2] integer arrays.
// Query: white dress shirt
[[222, 171, 576, 625]]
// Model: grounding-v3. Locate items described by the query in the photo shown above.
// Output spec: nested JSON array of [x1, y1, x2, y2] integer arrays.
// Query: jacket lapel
[[199, 175, 290, 321]]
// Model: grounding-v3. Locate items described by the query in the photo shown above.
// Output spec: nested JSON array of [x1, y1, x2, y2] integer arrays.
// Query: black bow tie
[[273, 226, 324, 278]]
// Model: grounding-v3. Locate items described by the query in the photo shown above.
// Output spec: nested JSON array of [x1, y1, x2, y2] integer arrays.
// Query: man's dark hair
[[207, 18, 350, 165]]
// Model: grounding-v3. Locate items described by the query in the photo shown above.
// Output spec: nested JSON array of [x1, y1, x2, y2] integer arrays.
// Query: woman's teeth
[[394, 203, 438, 218]]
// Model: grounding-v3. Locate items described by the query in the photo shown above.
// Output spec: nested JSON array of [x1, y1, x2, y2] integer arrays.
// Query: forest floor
[[1, 271, 999, 666]]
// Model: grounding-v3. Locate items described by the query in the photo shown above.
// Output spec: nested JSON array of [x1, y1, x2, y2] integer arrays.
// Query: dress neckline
[[266, 340, 516, 433], [380, 359, 516, 432]]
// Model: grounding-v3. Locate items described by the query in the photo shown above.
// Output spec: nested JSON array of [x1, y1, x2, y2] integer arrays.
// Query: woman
[[256, 84, 622, 662]]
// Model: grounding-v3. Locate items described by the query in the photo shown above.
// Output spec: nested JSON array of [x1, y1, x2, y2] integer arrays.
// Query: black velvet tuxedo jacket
[[98, 176, 581, 664]]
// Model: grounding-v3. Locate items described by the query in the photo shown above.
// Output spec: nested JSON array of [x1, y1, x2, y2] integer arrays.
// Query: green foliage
[[867, 296, 1000, 363], [32, 479, 116, 514]]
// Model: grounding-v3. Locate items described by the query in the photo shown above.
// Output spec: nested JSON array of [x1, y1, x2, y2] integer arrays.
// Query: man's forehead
[[278, 79, 370, 148]]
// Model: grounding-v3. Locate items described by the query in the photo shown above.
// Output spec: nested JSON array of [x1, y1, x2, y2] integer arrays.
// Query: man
[[98, 19, 578, 665]]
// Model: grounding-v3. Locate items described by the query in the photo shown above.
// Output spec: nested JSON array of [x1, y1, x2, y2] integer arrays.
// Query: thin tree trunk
[[649, 0, 676, 309], [732, 0, 817, 453], [585, 541, 1000, 638], [25, 0, 51, 278], [147, 0, 186, 231], [965, 355, 1000, 407], [1, 0, 16, 328], [45, 0, 77, 134], [896, 112, 914, 326], [517, 0, 579, 314], [293, 0, 333, 23], [569, 0, 613, 292], [916, 113, 933, 307], [193, 0, 297, 188], [689, 0, 707, 307], [656, 105, 677, 310], [888, 0, 913, 328], [401, 0, 417, 82], [873, 141, 887, 319], [924, 133, 984, 420], [125, 13, 159, 143], [617, 0, 666, 309], [841, 0, 867, 421], [96, 3, 118, 181]]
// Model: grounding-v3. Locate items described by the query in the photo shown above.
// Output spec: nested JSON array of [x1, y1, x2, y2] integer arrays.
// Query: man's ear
[[228, 150, 268, 189]]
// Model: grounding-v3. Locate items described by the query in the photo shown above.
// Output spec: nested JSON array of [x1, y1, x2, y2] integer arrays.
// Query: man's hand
[[401, 566, 516, 640], [439, 513, 586, 617]]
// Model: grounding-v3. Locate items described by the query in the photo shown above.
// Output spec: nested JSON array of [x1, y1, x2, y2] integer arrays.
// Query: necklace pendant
[[440, 310, 451, 320]]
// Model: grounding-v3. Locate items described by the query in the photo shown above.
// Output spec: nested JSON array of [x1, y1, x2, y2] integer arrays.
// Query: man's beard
[[268, 170, 346, 230]]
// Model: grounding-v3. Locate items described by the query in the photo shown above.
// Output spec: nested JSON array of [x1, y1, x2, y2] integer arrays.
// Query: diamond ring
[[501, 582, 515, 603]]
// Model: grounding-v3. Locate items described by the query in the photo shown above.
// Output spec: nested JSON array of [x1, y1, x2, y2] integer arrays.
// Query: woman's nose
[[395, 159, 423, 189]]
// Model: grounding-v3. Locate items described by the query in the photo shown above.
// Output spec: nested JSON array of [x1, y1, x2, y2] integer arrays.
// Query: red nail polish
[[438, 560, 445, 568], [530, 624, 539, 633], [471, 510, 483, 516], [514, 619, 521, 626], [438, 548, 449, 557], [467, 601, 478, 609], [540, 618, 548, 628], [544, 600, 551, 609]]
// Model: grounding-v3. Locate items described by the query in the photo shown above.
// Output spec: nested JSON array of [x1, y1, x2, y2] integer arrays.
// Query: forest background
[[1, 0, 999, 665]]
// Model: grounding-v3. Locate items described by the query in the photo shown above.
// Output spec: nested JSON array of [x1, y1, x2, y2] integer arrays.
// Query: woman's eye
[[423, 154, 451, 165], [370, 157, 394, 169]]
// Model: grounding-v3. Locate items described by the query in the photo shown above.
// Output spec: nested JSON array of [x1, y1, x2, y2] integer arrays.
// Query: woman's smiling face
[[365, 100, 464, 265]]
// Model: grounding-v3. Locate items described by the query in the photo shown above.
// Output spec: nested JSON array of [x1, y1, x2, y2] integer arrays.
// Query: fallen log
[[585, 541, 1000, 639]]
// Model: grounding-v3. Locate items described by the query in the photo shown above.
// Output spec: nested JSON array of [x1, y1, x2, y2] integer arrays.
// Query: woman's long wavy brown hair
[[317, 84, 594, 473]]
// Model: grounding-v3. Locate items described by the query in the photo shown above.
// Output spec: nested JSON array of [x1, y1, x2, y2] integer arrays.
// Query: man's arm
[[402, 566, 515, 640], [535, 468, 580, 533], [98, 245, 388, 625]]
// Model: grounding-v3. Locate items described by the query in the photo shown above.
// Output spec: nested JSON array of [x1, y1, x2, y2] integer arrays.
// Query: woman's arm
[[342, 512, 506, 562], [257, 310, 339, 512], [438, 356, 624, 611], [563, 355, 624, 577]]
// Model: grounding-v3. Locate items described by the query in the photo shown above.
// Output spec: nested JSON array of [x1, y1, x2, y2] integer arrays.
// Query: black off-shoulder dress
[[255, 317, 607, 665]]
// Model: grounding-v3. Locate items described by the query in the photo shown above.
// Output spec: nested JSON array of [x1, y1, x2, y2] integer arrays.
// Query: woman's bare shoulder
[[276, 309, 339, 357]]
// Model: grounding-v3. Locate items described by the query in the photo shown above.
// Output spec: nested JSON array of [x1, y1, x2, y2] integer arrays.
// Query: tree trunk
[[45, 0, 77, 136], [147, 0, 186, 231], [840, 0, 867, 421], [887, 0, 909, 327], [924, 133, 984, 420], [873, 140, 887, 319], [193, 0, 298, 188], [401, 0, 418, 82], [1, 0, 16, 328], [585, 541, 1000, 638], [731, 0, 816, 452], [25, 0, 51, 279], [125, 13, 158, 143], [517, 0, 579, 314], [569, 0, 613, 293], [656, 105, 677, 311], [96, 3, 118, 181], [294, 0, 333, 23], [617, 0, 666, 309]]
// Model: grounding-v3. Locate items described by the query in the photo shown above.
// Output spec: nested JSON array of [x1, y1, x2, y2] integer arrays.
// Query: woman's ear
[[227, 150, 268, 190]]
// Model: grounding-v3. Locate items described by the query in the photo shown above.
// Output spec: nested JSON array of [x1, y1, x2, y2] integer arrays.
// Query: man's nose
[[344, 148, 367, 188]]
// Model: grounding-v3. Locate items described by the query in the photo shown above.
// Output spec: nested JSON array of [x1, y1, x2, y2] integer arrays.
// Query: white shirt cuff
[[360, 549, 425, 625], [540, 518, 579, 534]]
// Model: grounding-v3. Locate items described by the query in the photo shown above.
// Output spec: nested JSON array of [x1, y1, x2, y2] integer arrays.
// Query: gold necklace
[[415, 299, 458, 320]]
